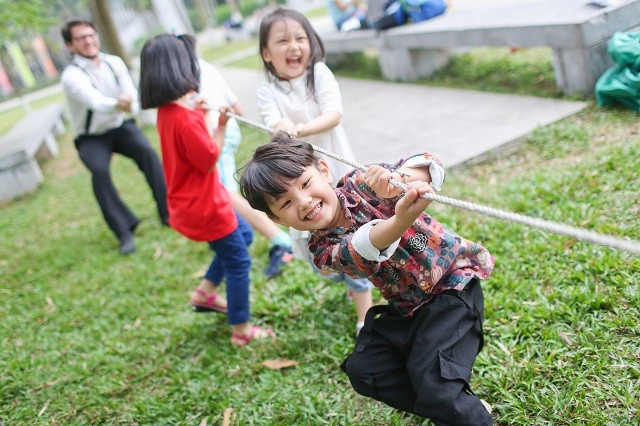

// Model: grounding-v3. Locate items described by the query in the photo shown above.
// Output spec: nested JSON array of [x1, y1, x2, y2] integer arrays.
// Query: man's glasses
[[72, 32, 98, 42]]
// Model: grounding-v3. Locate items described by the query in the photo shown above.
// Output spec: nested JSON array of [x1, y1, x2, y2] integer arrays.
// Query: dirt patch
[[44, 135, 83, 180]]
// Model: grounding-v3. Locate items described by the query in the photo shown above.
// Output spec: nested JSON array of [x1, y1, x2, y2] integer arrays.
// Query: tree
[[88, 0, 131, 67], [0, 0, 56, 108], [0, 0, 54, 42]]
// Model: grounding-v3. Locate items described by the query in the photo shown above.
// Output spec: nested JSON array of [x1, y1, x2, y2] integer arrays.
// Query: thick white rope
[[219, 109, 640, 256]]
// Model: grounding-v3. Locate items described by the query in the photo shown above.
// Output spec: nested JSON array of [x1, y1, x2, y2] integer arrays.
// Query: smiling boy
[[240, 134, 494, 424]]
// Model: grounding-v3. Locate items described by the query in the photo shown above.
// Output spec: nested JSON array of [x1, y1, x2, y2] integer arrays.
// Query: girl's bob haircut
[[139, 33, 200, 109]]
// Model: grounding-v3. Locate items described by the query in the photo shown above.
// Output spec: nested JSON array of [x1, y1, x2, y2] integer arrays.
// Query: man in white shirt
[[60, 19, 168, 254]]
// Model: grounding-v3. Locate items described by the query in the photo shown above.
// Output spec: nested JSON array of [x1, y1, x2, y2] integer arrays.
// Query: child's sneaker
[[265, 245, 293, 279]]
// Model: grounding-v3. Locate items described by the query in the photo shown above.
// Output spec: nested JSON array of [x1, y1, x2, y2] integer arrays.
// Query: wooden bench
[[0, 103, 67, 203], [321, 0, 640, 95]]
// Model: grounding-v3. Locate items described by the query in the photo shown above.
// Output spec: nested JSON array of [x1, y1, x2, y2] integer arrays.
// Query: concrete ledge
[[322, 0, 640, 95], [0, 103, 67, 203], [0, 152, 43, 202]]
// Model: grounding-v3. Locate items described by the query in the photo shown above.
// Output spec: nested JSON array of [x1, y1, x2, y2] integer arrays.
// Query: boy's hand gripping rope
[[219, 109, 640, 256]]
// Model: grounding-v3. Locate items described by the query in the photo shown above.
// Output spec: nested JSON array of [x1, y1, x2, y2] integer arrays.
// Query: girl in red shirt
[[139, 33, 274, 347]]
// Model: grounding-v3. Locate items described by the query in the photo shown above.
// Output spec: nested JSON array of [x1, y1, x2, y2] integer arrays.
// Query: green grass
[[199, 38, 258, 64], [0, 93, 66, 135], [327, 47, 564, 99], [2, 46, 639, 425]]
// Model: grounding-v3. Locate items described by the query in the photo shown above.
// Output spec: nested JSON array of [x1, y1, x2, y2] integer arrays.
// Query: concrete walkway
[[218, 66, 587, 168]]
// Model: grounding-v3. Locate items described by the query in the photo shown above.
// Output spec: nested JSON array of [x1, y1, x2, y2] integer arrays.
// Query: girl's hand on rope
[[191, 94, 209, 112], [365, 165, 406, 199], [273, 118, 297, 136], [217, 105, 235, 127], [295, 122, 307, 137], [395, 181, 434, 224]]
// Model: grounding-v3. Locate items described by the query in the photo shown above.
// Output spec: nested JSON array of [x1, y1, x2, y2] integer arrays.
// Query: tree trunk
[[89, 0, 131, 68], [227, 0, 243, 21], [194, 0, 211, 31]]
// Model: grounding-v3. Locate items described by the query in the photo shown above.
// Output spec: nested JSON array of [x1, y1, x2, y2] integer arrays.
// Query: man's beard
[[78, 52, 98, 60]]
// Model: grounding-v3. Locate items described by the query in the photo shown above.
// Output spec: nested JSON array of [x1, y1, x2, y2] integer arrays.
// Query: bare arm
[[205, 105, 234, 171], [295, 110, 342, 137], [230, 100, 244, 116]]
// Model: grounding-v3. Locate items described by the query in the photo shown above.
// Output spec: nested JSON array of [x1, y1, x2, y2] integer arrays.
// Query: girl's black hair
[[139, 33, 200, 109], [258, 8, 325, 98], [239, 132, 320, 216]]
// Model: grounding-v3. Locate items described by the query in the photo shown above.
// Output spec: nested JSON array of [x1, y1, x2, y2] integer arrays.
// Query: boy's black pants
[[341, 279, 493, 426]]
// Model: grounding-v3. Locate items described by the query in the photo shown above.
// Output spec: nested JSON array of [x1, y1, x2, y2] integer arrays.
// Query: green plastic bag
[[595, 32, 640, 111]]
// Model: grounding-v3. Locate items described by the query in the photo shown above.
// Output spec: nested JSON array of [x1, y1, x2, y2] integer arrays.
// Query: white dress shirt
[[60, 52, 139, 136]]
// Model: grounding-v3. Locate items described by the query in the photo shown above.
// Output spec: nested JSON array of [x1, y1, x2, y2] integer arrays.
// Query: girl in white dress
[[256, 7, 373, 335]]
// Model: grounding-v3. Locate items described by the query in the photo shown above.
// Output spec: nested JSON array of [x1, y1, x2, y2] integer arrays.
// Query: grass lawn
[[1, 43, 639, 425]]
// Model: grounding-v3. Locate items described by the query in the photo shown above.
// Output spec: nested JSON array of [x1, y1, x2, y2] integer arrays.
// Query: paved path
[[218, 66, 587, 168]]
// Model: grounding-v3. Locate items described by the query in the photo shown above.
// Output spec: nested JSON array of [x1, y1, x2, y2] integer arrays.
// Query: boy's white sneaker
[[480, 399, 492, 414]]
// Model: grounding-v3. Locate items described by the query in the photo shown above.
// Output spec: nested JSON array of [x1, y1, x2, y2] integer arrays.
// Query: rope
[[217, 109, 640, 256]]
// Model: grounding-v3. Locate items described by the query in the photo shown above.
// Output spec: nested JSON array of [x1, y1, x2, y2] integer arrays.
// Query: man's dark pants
[[75, 119, 168, 241], [341, 279, 493, 425]]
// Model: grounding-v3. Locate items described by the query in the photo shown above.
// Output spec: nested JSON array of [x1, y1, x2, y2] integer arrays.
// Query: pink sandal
[[231, 325, 275, 347], [191, 288, 228, 314]]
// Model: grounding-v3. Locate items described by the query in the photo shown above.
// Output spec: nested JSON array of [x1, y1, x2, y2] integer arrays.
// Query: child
[[327, 0, 367, 32], [198, 57, 294, 280], [139, 33, 274, 347], [239, 135, 494, 424], [257, 7, 374, 335]]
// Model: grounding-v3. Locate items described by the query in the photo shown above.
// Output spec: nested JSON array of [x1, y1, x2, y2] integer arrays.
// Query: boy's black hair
[[258, 7, 325, 98], [139, 33, 200, 109], [239, 132, 320, 217], [61, 18, 96, 44]]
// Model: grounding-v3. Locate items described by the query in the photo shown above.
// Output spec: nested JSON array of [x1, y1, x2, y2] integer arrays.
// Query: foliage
[[327, 51, 383, 80], [328, 47, 562, 99], [47, 0, 90, 20], [0, 0, 56, 42], [212, 0, 285, 26]]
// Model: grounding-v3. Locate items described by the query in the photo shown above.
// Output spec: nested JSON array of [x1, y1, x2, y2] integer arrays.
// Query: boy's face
[[267, 161, 342, 231]]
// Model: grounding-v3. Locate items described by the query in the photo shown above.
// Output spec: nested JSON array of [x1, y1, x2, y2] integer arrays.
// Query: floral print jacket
[[308, 153, 494, 317]]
